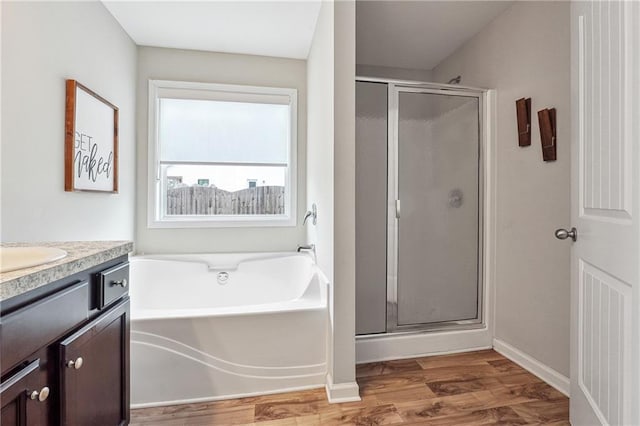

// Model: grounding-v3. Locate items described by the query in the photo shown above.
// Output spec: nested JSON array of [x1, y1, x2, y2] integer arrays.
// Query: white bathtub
[[129, 252, 328, 408]]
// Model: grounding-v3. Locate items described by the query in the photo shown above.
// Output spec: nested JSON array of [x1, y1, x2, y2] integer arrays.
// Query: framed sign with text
[[64, 80, 118, 193]]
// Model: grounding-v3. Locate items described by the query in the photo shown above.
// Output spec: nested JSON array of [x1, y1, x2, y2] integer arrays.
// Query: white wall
[[306, 0, 336, 384], [1, 1, 136, 242], [306, 0, 358, 396], [136, 47, 307, 254], [432, 1, 571, 376], [306, 3, 335, 280]]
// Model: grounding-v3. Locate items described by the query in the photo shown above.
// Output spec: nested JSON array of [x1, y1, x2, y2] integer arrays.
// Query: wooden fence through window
[[166, 186, 285, 215]]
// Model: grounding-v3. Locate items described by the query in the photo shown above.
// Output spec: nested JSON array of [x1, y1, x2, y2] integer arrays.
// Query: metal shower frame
[[356, 76, 488, 336]]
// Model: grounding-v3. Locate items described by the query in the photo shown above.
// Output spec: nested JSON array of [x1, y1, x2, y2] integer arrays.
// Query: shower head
[[448, 76, 462, 85]]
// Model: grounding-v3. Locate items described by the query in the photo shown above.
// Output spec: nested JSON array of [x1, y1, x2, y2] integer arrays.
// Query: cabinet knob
[[112, 279, 127, 288], [29, 386, 50, 402], [67, 357, 83, 370]]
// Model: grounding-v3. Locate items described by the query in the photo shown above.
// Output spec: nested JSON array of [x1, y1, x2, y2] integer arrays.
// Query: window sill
[[147, 215, 297, 229]]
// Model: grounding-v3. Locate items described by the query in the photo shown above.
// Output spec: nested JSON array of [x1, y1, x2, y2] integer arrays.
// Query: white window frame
[[147, 79, 297, 228]]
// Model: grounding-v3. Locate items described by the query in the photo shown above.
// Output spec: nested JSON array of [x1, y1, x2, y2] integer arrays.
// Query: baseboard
[[492, 338, 570, 397], [325, 374, 361, 403], [356, 327, 493, 364]]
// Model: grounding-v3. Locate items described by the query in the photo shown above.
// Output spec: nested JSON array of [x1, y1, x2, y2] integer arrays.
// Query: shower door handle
[[395, 200, 401, 219]]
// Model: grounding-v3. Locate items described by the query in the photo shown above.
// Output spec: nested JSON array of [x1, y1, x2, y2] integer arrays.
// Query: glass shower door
[[391, 88, 481, 330]]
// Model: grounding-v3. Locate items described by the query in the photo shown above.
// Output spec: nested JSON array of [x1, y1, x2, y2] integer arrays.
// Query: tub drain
[[217, 271, 230, 285]]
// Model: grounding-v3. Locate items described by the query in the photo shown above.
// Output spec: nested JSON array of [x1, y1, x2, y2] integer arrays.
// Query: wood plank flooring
[[130, 350, 569, 425]]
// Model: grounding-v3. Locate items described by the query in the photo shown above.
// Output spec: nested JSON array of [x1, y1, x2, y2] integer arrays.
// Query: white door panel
[[578, 260, 632, 425], [570, 1, 640, 425]]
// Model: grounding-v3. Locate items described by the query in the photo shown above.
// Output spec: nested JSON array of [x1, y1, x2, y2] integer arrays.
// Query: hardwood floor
[[130, 350, 569, 425]]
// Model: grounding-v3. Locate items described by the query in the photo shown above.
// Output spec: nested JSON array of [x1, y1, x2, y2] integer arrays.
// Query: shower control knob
[[555, 227, 577, 242], [67, 357, 83, 370]]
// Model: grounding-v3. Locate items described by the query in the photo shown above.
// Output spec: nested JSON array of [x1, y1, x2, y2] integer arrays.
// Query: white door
[[569, 1, 640, 425]]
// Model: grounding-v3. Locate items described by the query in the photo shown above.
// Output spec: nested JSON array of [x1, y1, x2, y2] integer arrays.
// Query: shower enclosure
[[356, 78, 485, 336]]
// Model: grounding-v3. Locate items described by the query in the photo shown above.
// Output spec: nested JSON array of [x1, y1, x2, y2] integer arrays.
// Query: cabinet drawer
[[96, 262, 129, 309], [1, 282, 89, 375]]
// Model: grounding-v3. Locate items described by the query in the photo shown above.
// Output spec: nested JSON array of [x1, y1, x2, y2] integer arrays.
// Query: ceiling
[[102, 1, 322, 59], [103, 1, 511, 65], [357, 1, 513, 71]]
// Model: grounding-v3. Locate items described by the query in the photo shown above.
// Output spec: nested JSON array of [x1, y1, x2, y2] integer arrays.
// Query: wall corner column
[[328, 0, 359, 402]]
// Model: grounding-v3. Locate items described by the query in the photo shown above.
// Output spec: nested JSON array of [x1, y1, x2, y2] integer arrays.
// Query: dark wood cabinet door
[[59, 298, 129, 426], [0, 359, 50, 426]]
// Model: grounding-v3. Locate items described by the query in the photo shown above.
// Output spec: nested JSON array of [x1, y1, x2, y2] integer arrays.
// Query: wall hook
[[515, 97, 532, 146], [538, 107, 557, 161]]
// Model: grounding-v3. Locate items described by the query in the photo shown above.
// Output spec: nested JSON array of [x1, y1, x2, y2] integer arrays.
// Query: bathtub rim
[[129, 251, 329, 321], [129, 251, 315, 271]]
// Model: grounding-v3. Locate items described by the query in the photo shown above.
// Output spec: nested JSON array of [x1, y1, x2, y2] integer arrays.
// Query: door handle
[[555, 227, 577, 242]]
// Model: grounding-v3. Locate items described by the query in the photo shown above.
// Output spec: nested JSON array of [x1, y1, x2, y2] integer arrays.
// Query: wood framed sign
[[65, 80, 118, 192]]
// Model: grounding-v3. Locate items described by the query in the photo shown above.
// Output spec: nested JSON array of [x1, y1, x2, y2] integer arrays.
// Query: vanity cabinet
[[59, 298, 129, 426], [0, 256, 130, 426], [0, 359, 49, 426]]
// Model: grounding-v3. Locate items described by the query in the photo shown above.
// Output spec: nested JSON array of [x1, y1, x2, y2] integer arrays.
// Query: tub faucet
[[297, 244, 315, 253], [297, 244, 316, 263]]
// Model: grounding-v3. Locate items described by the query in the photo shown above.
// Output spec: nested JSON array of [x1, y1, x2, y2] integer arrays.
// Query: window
[[148, 80, 297, 228]]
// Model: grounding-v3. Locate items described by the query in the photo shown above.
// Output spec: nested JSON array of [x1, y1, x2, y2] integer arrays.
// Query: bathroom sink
[[0, 247, 68, 273]]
